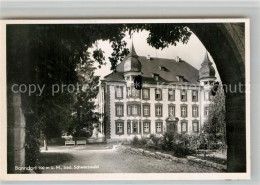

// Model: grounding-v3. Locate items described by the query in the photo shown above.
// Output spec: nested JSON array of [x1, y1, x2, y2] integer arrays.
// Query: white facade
[[99, 78, 215, 140], [97, 45, 216, 140]]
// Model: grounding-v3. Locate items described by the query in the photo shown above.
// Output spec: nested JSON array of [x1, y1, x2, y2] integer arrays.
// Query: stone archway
[[188, 23, 247, 172], [7, 22, 247, 173]]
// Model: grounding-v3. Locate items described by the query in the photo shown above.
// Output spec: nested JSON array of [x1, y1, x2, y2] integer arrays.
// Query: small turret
[[123, 42, 142, 73], [199, 52, 216, 80]]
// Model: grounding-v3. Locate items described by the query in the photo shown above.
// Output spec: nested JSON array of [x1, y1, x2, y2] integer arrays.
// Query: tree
[[68, 51, 100, 138], [7, 24, 192, 170], [202, 84, 226, 150]]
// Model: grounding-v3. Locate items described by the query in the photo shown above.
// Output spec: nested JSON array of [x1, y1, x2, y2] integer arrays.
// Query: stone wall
[[7, 92, 26, 173]]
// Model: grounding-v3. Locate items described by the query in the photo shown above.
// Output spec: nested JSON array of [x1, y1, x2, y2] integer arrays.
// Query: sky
[[89, 30, 220, 80]]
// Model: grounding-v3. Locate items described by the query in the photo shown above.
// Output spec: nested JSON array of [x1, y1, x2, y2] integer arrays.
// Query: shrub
[[48, 137, 66, 146], [131, 136, 139, 146], [145, 139, 155, 148], [149, 134, 163, 150], [139, 137, 148, 146], [162, 131, 176, 151], [172, 134, 197, 157], [150, 134, 159, 145]]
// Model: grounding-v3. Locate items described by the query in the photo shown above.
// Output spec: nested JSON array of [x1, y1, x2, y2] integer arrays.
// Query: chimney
[[176, 56, 180, 62], [147, 54, 151, 60]]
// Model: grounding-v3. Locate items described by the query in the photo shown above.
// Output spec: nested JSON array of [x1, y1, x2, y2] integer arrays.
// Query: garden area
[[124, 131, 227, 166]]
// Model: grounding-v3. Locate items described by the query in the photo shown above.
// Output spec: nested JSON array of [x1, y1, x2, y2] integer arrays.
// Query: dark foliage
[[7, 23, 192, 169], [162, 131, 176, 151]]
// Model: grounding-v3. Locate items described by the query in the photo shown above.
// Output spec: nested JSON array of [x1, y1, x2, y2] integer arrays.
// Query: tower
[[123, 42, 142, 87], [199, 52, 216, 89], [199, 51, 216, 122]]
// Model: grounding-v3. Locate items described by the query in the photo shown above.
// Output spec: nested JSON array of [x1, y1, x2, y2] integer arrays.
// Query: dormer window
[[152, 73, 159, 81], [176, 75, 184, 82], [159, 66, 166, 71]]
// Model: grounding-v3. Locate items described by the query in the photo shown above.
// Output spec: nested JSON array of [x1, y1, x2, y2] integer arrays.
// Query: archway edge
[[188, 23, 247, 172]]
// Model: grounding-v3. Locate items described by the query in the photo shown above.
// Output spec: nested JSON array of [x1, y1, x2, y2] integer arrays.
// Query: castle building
[[97, 43, 216, 140]]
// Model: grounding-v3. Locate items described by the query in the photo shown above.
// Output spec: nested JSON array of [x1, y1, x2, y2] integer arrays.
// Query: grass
[[38, 152, 74, 167]]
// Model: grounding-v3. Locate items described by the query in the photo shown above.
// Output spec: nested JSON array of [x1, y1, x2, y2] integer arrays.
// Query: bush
[[150, 134, 159, 145], [139, 137, 148, 146], [131, 136, 140, 146], [172, 134, 197, 157], [145, 139, 155, 148], [162, 131, 176, 151], [149, 134, 163, 150], [48, 138, 66, 146]]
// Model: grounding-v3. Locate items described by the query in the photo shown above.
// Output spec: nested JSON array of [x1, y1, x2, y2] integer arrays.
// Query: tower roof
[[128, 42, 138, 58], [123, 43, 142, 72], [199, 52, 216, 80]]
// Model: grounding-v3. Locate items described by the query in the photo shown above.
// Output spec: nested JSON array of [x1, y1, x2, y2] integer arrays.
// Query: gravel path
[[40, 145, 221, 173]]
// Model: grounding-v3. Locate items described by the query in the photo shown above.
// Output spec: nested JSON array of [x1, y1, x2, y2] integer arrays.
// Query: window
[[204, 106, 209, 116], [116, 122, 124, 135], [181, 105, 187, 117], [115, 86, 123, 99], [153, 74, 159, 81], [127, 86, 140, 98], [192, 106, 199, 117], [143, 122, 150, 133], [132, 105, 138, 115], [132, 87, 140, 98], [155, 89, 162, 100], [192, 90, 198, 101], [127, 104, 141, 116], [133, 122, 138, 134], [127, 105, 131, 115], [205, 91, 209, 101], [143, 105, 150, 116], [155, 105, 163, 117], [159, 66, 167, 71], [156, 122, 163, 133], [127, 87, 131, 97], [142, 89, 150, 100], [168, 106, 175, 116], [116, 105, 123, 117], [192, 122, 199, 132], [168, 89, 175, 101], [181, 90, 187, 101], [127, 122, 131, 134], [181, 122, 188, 133]]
